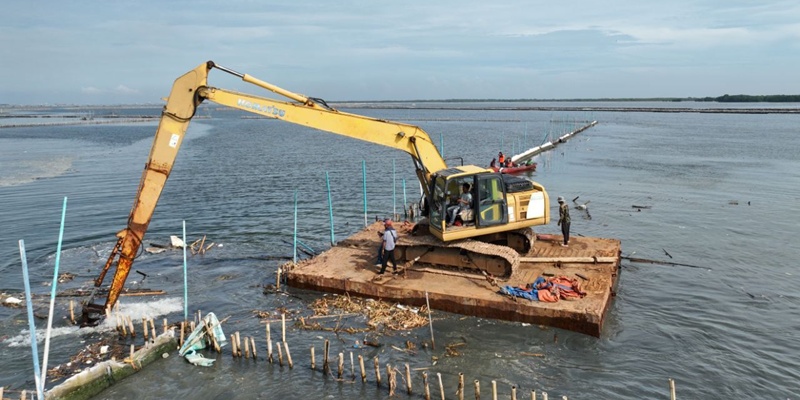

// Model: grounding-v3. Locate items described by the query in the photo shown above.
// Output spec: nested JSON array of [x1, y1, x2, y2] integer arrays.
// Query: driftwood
[[631, 205, 652, 209], [622, 256, 709, 270]]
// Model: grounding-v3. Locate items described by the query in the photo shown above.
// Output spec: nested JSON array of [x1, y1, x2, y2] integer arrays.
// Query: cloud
[[81, 86, 103, 94], [114, 85, 139, 95]]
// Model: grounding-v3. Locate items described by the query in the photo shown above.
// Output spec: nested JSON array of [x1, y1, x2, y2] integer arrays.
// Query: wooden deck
[[285, 222, 621, 337]]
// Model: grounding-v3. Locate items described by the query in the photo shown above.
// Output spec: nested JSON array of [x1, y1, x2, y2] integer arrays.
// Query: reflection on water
[[1, 105, 799, 399]]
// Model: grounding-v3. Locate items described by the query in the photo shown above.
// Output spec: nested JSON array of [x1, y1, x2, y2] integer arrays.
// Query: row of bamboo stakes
[[4, 305, 680, 399]]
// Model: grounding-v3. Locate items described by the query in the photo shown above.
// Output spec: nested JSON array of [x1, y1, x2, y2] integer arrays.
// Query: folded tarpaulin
[[500, 285, 538, 301], [178, 312, 228, 367]]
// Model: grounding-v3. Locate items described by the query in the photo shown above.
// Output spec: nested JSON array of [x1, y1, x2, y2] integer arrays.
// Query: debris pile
[[303, 294, 429, 332]]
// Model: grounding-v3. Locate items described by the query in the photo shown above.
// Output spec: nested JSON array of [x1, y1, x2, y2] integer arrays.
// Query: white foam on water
[[4, 297, 184, 347]]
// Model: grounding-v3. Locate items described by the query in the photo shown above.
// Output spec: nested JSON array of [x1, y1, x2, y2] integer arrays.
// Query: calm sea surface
[[1, 103, 799, 399]]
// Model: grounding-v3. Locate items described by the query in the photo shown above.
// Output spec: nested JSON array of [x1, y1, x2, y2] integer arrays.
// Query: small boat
[[491, 163, 537, 174]]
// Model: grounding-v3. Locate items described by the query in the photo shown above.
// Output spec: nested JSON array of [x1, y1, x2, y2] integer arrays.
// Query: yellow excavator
[[81, 61, 550, 325]]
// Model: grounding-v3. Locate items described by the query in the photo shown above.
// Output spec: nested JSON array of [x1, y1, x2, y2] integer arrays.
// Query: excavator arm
[[84, 61, 450, 322]]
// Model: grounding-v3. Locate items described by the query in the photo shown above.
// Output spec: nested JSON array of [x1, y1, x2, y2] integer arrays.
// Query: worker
[[447, 183, 473, 226], [378, 219, 398, 275], [498, 152, 505, 165], [556, 196, 571, 247], [490, 158, 497, 169]]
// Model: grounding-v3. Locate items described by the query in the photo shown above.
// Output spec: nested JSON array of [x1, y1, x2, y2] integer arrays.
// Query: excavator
[[81, 61, 550, 325]]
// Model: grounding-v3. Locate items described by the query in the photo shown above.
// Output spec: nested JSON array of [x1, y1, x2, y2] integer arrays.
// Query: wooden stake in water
[[281, 313, 286, 343], [163, 318, 168, 335], [437, 372, 445, 400], [457, 372, 464, 400], [284, 341, 293, 368], [669, 378, 676, 400], [231, 332, 238, 358], [511, 385, 517, 400], [244, 335, 251, 359], [474, 380, 480, 400], [491, 380, 497, 400], [310, 346, 316, 370], [350, 351, 355, 379], [423, 371, 430, 400], [374, 357, 381, 386], [293, 190, 298, 263], [542, 392, 548, 400], [426, 291, 435, 350], [362, 160, 368, 227], [142, 318, 148, 341], [405, 363, 412, 395], [326, 171, 335, 246], [386, 364, 394, 395], [337, 352, 344, 379], [277, 341, 284, 367], [251, 337, 257, 359], [358, 355, 366, 382], [276, 268, 281, 290], [180, 321, 185, 347], [323, 339, 330, 375], [69, 300, 75, 324], [182, 220, 188, 323], [266, 323, 273, 363]]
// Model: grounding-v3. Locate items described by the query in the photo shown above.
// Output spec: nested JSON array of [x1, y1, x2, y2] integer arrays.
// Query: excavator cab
[[428, 167, 511, 237]]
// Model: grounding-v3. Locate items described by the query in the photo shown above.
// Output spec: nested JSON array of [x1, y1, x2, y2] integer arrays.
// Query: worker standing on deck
[[557, 196, 571, 247], [379, 219, 398, 275], [498, 152, 505, 165]]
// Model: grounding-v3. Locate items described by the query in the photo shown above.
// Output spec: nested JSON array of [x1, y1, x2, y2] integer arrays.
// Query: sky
[[2, 0, 799, 105]]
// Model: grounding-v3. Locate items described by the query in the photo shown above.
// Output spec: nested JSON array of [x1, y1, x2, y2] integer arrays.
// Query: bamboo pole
[[244, 336, 251, 359], [337, 352, 344, 378], [350, 352, 355, 379], [374, 357, 381, 386], [323, 339, 330, 375], [311, 346, 316, 370], [267, 323, 273, 363], [142, 318, 148, 341], [251, 337, 257, 359], [276, 268, 281, 290], [284, 342, 293, 368], [127, 315, 135, 337], [531, 390, 536, 400], [358, 355, 366, 382], [386, 364, 394, 396], [163, 318, 168, 335], [426, 291, 435, 350], [458, 372, 464, 400], [326, 171, 335, 246], [281, 313, 286, 343], [405, 363, 412, 395], [437, 373, 445, 400], [69, 300, 75, 324], [542, 392, 548, 400], [475, 380, 480, 400], [180, 321, 185, 347], [491, 380, 497, 400], [511, 385, 517, 400], [423, 371, 430, 400], [231, 332, 238, 358], [182, 221, 188, 323], [669, 378, 676, 400], [277, 341, 284, 366]]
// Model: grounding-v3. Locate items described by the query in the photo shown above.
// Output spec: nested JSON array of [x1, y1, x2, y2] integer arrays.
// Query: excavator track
[[396, 234, 520, 278]]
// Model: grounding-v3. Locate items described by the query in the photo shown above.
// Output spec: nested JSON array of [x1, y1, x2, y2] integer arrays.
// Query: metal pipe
[[19, 240, 43, 400], [41, 196, 68, 395]]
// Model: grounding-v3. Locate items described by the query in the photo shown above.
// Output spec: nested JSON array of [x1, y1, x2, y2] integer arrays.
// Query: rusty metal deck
[[285, 222, 621, 337]]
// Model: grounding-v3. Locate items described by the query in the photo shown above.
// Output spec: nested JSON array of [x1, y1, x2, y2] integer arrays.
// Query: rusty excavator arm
[[82, 61, 451, 323]]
